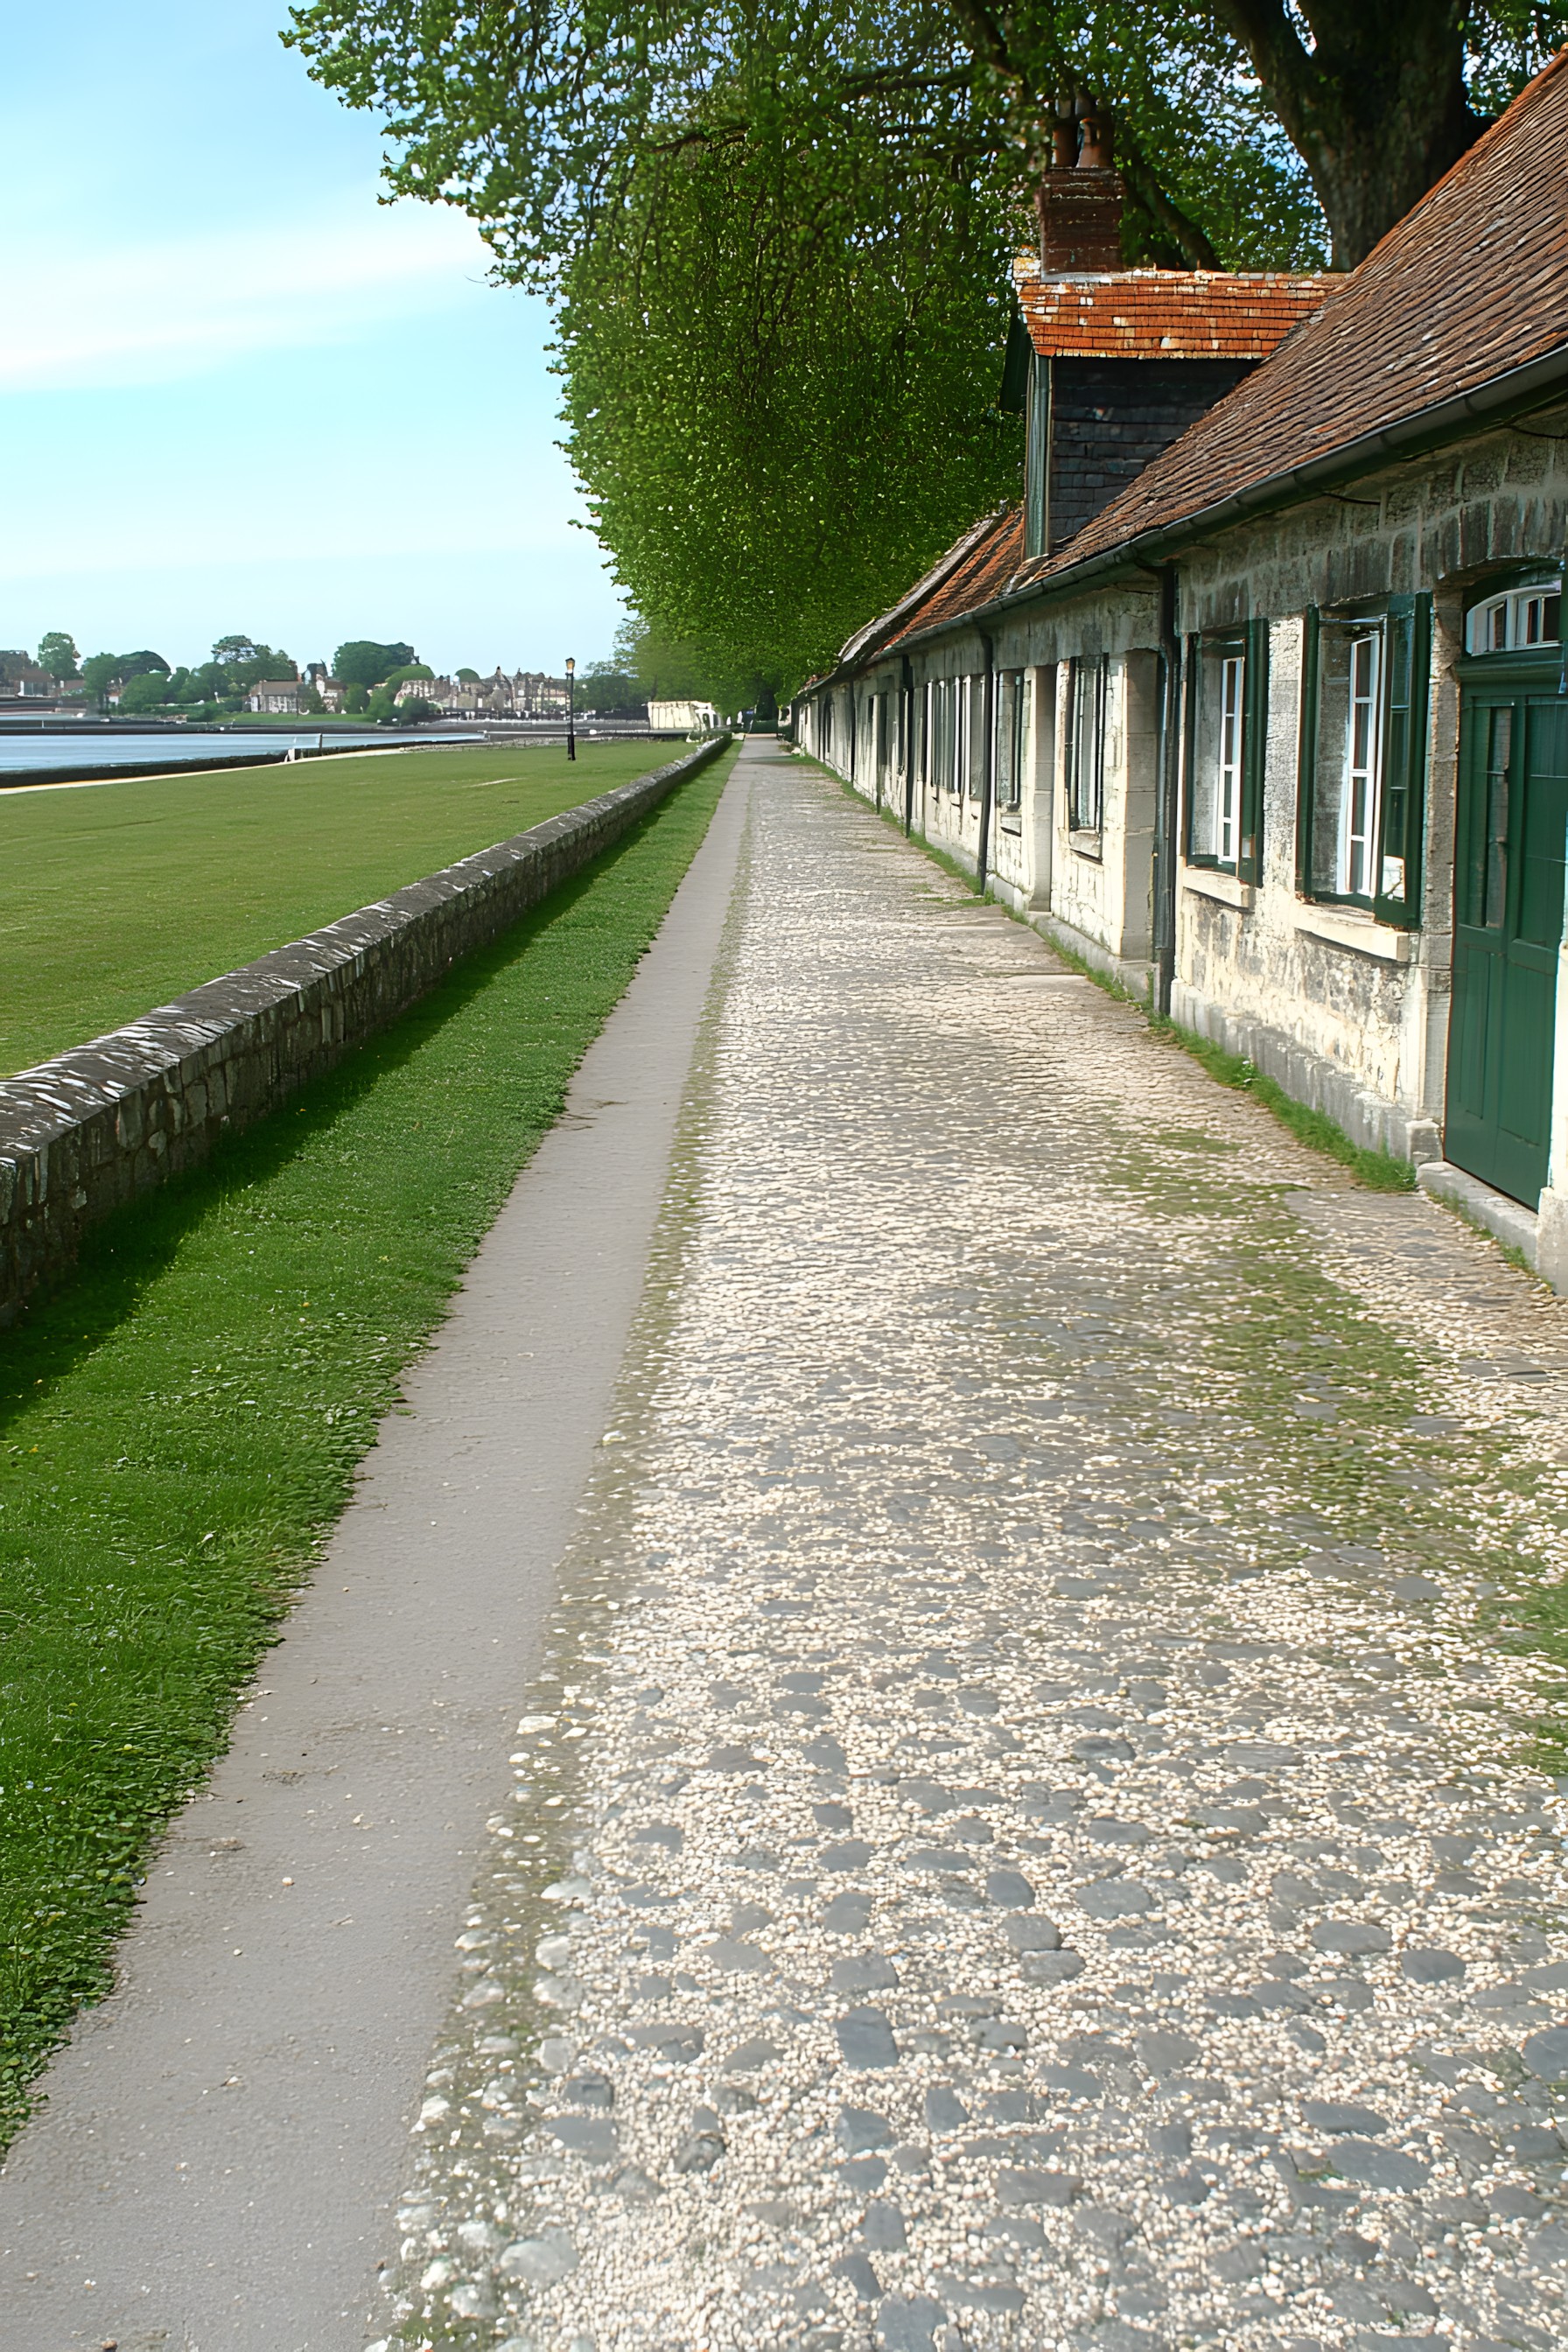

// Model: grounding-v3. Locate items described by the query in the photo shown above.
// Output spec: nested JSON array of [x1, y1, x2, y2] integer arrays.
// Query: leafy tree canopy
[[578, 657, 646, 718], [118, 672, 175, 715], [37, 632, 79, 681], [454, 666, 481, 683], [118, 649, 171, 681], [286, 1, 1567, 277], [334, 638, 416, 688], [80, 654, 118, 703], [288, 1, 1568, 689], [206, 636, 295, 688], [617, 619, 724, 704]]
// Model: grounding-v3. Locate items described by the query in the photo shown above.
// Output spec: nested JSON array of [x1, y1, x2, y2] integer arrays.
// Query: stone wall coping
[[0, 763, 705, 1162], [0, 737, 728, 1320]]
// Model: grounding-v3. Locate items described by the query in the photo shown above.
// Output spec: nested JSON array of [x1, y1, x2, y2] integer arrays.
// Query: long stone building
[[793, 57, 1568, 1287]]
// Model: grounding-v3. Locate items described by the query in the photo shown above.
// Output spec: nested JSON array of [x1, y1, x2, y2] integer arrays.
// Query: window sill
[[1295, 902, 1415, 963], [1068, 829, 1102, 862], [998, 812, 1023, 836], [1182, 864, 1255, 912]]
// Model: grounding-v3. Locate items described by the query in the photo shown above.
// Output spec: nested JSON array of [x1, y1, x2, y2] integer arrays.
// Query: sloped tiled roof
[[880, 508, 1026, 652], [1022, 47, 1568, 584], [1015, 262, 1334, 360], [810, 51, 1568, 685], [836, 508, 1012, 669]]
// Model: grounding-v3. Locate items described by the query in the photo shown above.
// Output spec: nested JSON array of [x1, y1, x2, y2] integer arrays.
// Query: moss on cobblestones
[[1104, 1138, 1568, 1767], [821, 760, 1417, 1194], [821, 767, 1565, 1746], [0, 752, 733, 2149], [375, 761, 1568, 2352], [1151, 1021, 1418, 1193]]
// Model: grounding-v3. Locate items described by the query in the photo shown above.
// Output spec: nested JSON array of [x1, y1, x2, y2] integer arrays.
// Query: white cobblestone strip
[[371, 761, 1568, 2352]]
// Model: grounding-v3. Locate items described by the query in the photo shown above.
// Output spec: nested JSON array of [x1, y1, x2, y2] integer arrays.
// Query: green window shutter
[[1297, 606, 1320, 897], [1180, 634, 1200, 861], [1375, 592, 1431, 927], [1241, 617, 1270, 886]]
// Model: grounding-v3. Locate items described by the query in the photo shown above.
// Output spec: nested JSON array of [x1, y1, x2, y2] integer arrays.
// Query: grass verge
[[1146, 1016, 1418, 1192], [822, 761, 1416, 1195], [0, 749, 733, 2148], [0, 738, 676, 1076]]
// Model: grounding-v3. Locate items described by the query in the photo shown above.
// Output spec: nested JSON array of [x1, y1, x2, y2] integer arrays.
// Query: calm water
[[0, 729, 466, 781]]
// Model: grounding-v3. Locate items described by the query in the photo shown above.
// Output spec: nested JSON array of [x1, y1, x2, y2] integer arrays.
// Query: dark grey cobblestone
[[368, 760, 1568, 2352]]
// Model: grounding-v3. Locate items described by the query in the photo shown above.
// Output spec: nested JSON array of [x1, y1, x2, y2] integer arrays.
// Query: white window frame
[[994, 668, 1027, 813], [1214, 651, 1243, 866], [1339, 628, 1382, 899], [1466, 580, 1563, 655], [934, 678, 961, 796], [1066, 655, 1106, 836]]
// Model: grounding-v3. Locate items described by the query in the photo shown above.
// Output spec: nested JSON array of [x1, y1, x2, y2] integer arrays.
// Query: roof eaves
[[833, 508, 1014, 670], [867, 335, 1568, 660]]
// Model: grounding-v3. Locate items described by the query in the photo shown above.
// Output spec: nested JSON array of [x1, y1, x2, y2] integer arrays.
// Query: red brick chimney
[[1037, 97, 1126, 274]]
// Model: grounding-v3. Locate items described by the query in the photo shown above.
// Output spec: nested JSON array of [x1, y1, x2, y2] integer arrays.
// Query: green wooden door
[[1446, 685, 1568, 1205]]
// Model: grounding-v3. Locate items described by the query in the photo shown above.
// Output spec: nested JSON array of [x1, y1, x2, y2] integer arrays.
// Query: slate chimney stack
[[1037, 96, 1126, 274]]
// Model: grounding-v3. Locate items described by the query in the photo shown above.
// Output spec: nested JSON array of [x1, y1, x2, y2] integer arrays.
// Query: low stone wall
[[0, 737, 730, 1324], [1170, 977, 1442, 1166]]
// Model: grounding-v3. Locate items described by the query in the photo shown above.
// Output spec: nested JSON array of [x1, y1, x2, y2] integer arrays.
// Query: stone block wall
[[0, 737, 729, 1324]]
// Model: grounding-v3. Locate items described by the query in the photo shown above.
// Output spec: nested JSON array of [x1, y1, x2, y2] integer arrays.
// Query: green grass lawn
[[0, 748, 733, 2147], [0, 739, 674, 1077]]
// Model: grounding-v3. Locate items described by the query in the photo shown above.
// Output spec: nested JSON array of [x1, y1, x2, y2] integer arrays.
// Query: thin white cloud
[[1, 198, 499, 389]]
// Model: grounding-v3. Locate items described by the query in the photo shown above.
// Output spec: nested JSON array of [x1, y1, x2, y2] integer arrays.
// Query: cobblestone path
[[373, 752, 1568, 2352]]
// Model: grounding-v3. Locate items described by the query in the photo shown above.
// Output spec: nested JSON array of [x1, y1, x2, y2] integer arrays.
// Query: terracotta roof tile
[[836, 509, 1011, 668], [822, 53, 1568, 673], [1028, 47, 1568, 580], [880, 509, 1026, 651], [1014, 262, 1334, 360]]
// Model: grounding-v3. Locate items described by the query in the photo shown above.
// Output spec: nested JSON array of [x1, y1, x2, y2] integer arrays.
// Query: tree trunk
[[1216, 0, 1488, 265]]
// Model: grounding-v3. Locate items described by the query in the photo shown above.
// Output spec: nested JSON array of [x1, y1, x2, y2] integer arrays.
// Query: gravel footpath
[[370, 751, 1568, 2352]]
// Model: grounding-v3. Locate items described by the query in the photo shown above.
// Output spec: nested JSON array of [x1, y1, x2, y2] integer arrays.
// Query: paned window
[[1341, 629, 1382, 899], [1466, 580, 1562, 655], [994, 670, 1028, 812], [929, 677, 970, 796], [928, 680, 948, 793], [1216, 654, 1244, 863], [1298, 595, 1431, 923], [1186, 621, 1268, 879], [1065, 655, 1107, 836]]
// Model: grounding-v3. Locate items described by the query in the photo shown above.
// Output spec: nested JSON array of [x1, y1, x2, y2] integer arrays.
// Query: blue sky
[[0, 2, 626, 675]]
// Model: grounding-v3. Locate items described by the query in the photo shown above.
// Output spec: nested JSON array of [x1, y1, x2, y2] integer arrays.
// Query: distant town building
[[304, 662, 346, 712], [0, 652, 58, 701], [395, 669, 573, 718], [248, 680, 307, 715], [648, 698, 721, 732]]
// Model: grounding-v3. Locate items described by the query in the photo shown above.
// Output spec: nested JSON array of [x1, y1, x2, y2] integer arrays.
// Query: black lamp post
[[565, 656, 576, 760]]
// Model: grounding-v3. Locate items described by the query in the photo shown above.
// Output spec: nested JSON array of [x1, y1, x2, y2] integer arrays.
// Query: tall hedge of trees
[[284, 1, 1568, 697]]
